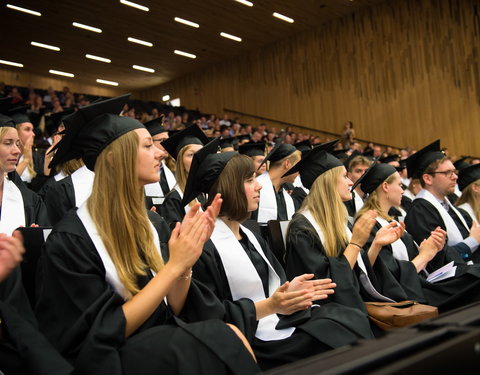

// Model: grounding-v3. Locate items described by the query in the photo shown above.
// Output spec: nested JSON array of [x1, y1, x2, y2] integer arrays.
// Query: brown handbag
[[364, 300, 438, 330]]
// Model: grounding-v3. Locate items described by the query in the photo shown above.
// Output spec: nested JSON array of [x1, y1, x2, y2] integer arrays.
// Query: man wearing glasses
[[405, 140, 480, 266]]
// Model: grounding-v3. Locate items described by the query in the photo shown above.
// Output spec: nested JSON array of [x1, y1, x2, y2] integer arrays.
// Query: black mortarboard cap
[[0, 114, 15, 128], [406, 140, 444, 179], [219, 136, 235, 150], [45, 108, 75, 137], [330, 148, 350, 160], [282, 140, 342, 189], [259, 143, 297, 168], [8, 105, 30, 125], [453, 157, 471, 171], [351, 162, 397, 195], [457, 164, 480, 191], [343, 150, 362, 170], [379, 154, 400, 164], [293, 140, 312, 155], [0, 97, 13, 114], [144, 118, 166, 136], [0, 98, 15, 128], [181, 138, 236, 206], [396, 159, 407, 172], [162, 125, 209, 160], [237, 134, 251, 143], [363, 149, 374, 158], [238, 141, 266, 157], [49, 94, 132, 169]]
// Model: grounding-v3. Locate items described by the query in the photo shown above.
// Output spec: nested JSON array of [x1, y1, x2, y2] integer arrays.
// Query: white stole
[[403, 189, 415, 201], [19, 155, 34, 183], [301, 209, 395, 302], [457, 203, 478, 224], [0, 177, 26, 235], [71, 165, 95, 208], [376, 217, 409, 261], [354, 191, 365, 213], [210, 218, 295, 341], [256, 172, 295, 225], [415, 189, 469, 246], [173, 185, 203, 214], [77, 202, 161, 300], [54, 171, 67, 182], [293, 175, 309, 194], [162, 161, 176, 191]]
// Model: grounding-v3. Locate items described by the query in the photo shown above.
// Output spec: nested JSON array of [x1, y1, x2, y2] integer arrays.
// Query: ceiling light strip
[[234, 0, 253, 7], [86, 54, 111, 63], [31, 41, 60, 51], [97, 78, 119, 86], [120, 0, 149, 12], [49, 69, 74, 77], [73, 22, 102, 33], [174, 50, 196, 59], [174, 17, 199, 28], [273, 12, 294, 23], [132, 65, 155, 73], [6, 4, 41, 16], [220, 32, 242, 42], [0, 59, 23, 67], [127, 37, 153, 47]]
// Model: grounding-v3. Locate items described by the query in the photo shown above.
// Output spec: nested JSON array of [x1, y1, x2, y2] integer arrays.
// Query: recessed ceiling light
[[0, 59, 23, 68], [127, 37, 153, 47], [31, 41, 60, 51], [220, 32, 242, 42], [86, 54, 111, 63], [96, 78, 119, 86], [162, 95, 170, 101], [273, 12, 294, 23], [174, 17, 199, 28], [133, 65, 155, 73], [6, 4, 41, 16], [72, 22, 102, 33], [174, 50, 196, 59], [120, 0, 149, 12], [234, 0, 253, 7], [49, 69, 74, 78]]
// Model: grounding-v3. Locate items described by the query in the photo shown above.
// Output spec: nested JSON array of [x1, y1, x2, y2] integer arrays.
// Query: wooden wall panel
[[0, 67, 123, 97], [136, 0, 480, 156]]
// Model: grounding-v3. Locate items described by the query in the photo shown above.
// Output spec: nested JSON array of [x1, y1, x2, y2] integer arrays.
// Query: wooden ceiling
[[1, 0, 387, 91]]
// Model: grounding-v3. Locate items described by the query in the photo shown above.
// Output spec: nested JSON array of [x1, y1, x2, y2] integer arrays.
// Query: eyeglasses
[[429, 169, 458, 178]]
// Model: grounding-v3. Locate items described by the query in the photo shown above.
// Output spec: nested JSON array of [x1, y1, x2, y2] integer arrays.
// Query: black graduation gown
[[195, 228, 374, 370], [27, 150, 49, 192], [0, 267, 73, 375], [368, 222, 480, 312], [43, 175, 75, 225], [404, 198, 480, 266], [7, 173, 50, 227], [285, 214, 411, 307], [35, 209, 259, 375], [162, 189, 206, 228], [290, 187, 307, 210]]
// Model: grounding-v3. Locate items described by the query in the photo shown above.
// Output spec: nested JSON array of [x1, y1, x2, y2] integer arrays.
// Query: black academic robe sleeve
[[285, 214, 367, 312], [162, 189, 185, 228], [291, 187, 307, 210], [405, 198, 467, 269], [15, 181, 50, 226], [43, 176, 75, 226]]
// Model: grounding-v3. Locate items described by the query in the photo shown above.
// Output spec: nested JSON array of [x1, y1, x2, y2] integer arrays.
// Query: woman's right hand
[[267, 282, 314, 315], [22, 136, 34, 161], [418, 227, 446, 260], [0, 231, 25, 282], [351, 210, 377, 247], [167, 204, 209, 276]]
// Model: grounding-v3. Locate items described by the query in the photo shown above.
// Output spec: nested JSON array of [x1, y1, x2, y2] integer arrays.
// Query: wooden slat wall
[[136, 0, 480, 156], [0, 67, 123, 97]]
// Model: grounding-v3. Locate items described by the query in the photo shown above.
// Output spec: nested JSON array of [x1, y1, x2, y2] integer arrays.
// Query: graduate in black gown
[[404, 140, 480, 265], [162, 125, 209, 227], [284, 147, 406, 322], [0, 229, 73, 375], [35, 97, 259, 375], [455, 163, 480, 225], [0, 114, 49, 230], [182, 140, 374, 370]]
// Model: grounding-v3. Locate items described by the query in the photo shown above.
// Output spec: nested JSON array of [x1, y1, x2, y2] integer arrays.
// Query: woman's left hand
[[288, 274, 336, 301]]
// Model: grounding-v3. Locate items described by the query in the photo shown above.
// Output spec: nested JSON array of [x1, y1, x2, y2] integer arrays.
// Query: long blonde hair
[[88, 130, 163, 298], [57, 158, 84, 176], [358, 173, 398, 221], [456, 180, 480, 222], [301, 166, 349, 257], [175, 144, 197, 206]]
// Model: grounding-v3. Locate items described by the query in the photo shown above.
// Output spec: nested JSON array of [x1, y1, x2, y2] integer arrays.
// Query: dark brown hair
[[207, 154, 256, 222]]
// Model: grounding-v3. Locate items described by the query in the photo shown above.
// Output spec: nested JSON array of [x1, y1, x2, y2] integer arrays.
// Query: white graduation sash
[[0, 177, 26, 235], [71, 165, 95, 208], [293, 175, 309, 194], [54, 171, 67, 182], [302, 209, 395, 302], [403, 189, 415, 201], [257, 172, 295, 225], [77, 202, 161, 300], [458, 203, 478, 224], [415, 189, 469, 246], [376, 217, 409, 261], [354, 191, 365, 213], [162, 161, 176, 191], [210, 218, 295, 341], [19, 155, 34, 183], [174, 185, 203, 214]]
